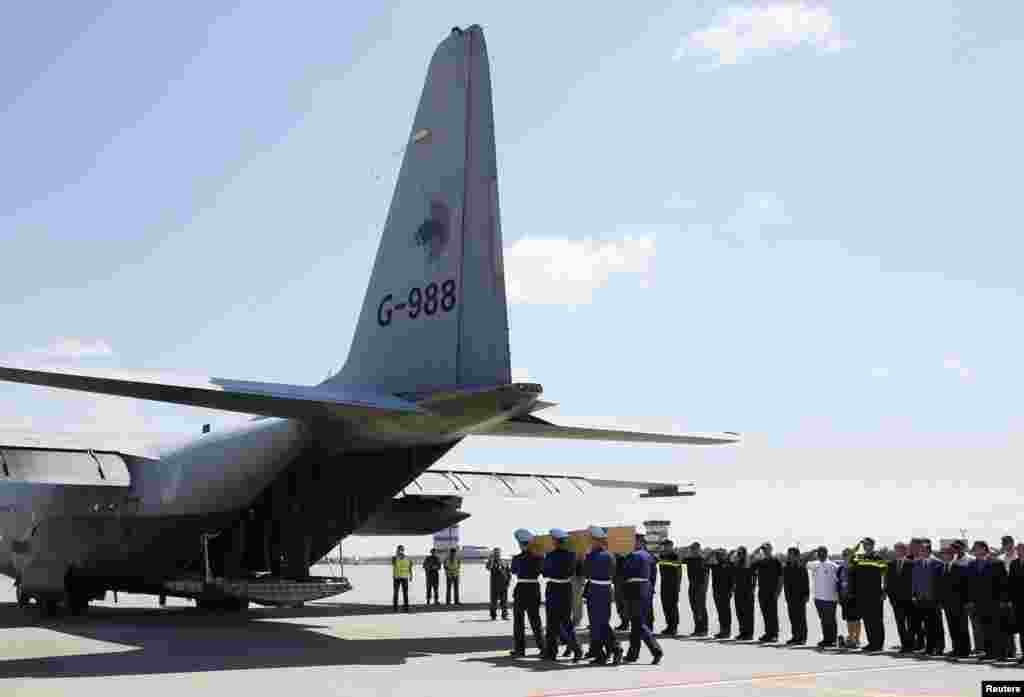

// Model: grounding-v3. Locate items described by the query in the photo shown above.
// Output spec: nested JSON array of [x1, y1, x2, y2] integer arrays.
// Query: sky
[[2, 1, 1023, 558]]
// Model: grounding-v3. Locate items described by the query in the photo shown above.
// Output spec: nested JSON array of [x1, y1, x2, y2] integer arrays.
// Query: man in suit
[[885, 542, 914, 653], [938, 544, 971, 658], [1010, 543, 1024, 665], [969, 540, 1010, 661], [912, 538, 945, 655]]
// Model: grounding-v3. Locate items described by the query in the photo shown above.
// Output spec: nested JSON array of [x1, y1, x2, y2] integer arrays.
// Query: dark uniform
[[1009, 559, 1024, 663], [885, 556, 914, 651], [423, 553, 441, 605], [970, 557, 1009, 660], [783, 561, 810, 643], [656, 549, 683, 635], [683, 553, 710, 635], [849, 552, 887, 651], [733, 556, 756, 639], [510, 550, 545, 655], [622, 546, 663, 663], [937, 559, 971, 658], [711, 555, 735, 638], [614, 552, 630, 630], [543, 547, 583, 660], [584, 547, 622, 664], [754, 555, 783, 641], [487, 556, 511, 620]]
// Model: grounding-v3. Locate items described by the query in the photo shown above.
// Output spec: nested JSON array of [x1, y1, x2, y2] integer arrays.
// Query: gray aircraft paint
[[331, 26, 510, 394], [0, 25, 737, 609]]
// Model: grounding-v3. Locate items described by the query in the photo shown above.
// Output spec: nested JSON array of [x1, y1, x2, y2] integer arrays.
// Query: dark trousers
[[661, 585, 680, 632], [735, 589, 755, 637], [544, 586, 580, 657], [446, 576, 460, 604], [426, 572, 439, 603], [586, 585, 619, 658], [912, 600, 942, 652], [944, 603, 971, 657], [890, 597, 913, 650], [979, 603, 1007, 659], [1002, 604, 1017, 657], [490, 583, 508, 619], [513, 585, 544, 653], [625, 582, 661, 658], [1013, 602, 1024, 656], [689, 582, 709, 634], [858, 597, 885, 649], [614, 582, 629, 626], [758, 592, 779, 638], [393, 578, 409, 609], [714, 592, 732, 635], [815, 599, 838, 645], [786, 597, 808, 641]]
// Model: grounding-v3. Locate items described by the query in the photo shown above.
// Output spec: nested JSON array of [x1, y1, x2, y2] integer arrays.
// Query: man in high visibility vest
[[392, 545, 413, 613], [445, 548, 462, 605]]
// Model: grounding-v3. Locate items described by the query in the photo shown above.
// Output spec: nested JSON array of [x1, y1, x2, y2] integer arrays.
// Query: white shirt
[[813, 559, 839, 601]]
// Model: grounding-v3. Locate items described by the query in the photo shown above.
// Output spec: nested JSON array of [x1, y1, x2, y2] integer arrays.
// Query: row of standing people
[[646, 535, 1024, 664]]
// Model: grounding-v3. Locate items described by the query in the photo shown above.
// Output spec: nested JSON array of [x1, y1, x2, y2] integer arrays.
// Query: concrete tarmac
[[0, 564, 1016, 696]]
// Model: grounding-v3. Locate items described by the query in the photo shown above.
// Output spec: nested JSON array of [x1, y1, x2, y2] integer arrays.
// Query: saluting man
[[622, 526, 664, 664], [509, 529, 545, 657], [584, 525, 623, 665], [656, 539, 683, 636], [542, 528, 584, 662]]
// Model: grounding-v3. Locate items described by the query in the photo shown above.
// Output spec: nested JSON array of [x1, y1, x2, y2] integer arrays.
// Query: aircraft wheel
[[16, 587, 31, 607]]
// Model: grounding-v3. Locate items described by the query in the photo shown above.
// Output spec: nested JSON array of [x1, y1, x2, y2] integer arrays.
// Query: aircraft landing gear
[[196, 597, 250, 612], [16, 587, 31, 608]]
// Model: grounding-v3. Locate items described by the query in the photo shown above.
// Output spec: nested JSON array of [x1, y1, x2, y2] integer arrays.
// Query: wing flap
[[0, 366, 424, 419], [400, 468, 695, 499], [472, 414, 739, 445]]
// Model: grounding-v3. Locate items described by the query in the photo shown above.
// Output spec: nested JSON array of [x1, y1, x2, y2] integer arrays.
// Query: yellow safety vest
[[445, 558, 461, 577], [393, 557, 412, 579]]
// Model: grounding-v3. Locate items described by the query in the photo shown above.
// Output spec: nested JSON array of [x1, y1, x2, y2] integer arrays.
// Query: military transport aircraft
[[0, 24, 738, 616]]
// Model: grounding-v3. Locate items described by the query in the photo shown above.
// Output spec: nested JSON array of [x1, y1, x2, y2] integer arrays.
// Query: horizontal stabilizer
[[400, 468, 696, 499], [0, 366, 423, 419], [472, 414, 739, 445]]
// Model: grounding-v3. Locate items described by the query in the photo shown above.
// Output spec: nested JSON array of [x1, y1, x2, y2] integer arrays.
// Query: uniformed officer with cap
[[584, 525, 623, 665], [542, 528, 584, 662], [622, 526, 664, 664], [509, 528, 545, 657], [656, 539, 683, 636]]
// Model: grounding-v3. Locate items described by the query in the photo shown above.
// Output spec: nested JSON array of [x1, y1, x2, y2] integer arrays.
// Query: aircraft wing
[[471, 414, 739, 446], [0, 366, 424, 419], [401, 467, 696, 499]]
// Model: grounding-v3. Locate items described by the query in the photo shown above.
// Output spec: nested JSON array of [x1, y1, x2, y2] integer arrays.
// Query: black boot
[[651, 649, 664, 665]]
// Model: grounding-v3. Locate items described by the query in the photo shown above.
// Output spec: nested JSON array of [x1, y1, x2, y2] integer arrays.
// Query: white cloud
[[870, 367, 890, 378], [504, 236, 656, 306], [943, 357, 972, 380], [677, 3, 848, 68]]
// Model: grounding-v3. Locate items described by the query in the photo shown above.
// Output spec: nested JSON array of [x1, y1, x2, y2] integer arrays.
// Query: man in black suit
[[912, 538, 945, 656], [1009, 544, 1024, 665], [938, 544, 971, 658], [969, 540, 1010, 661], [885, 541, 914, 652]]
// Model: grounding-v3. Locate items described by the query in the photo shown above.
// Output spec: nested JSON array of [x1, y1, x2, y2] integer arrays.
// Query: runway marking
[[528, 662, 944, 697]]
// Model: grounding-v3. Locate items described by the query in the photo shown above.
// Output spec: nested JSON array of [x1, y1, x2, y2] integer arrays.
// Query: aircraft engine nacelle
[[354, 495, 469, 536]]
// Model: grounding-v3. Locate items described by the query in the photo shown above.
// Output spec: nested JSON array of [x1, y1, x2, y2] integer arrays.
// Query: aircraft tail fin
[[329, 25, 510, 396]]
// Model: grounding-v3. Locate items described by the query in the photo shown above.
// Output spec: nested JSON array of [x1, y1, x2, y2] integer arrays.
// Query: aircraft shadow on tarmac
[[0, 601, 517, 679]]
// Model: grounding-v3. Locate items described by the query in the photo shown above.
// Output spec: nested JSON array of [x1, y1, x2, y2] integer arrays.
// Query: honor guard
[[710, 548, 735, 638], [732, 546, 756, 640], [622, 526, 664, 664], [542, 528, 584, 662], [656, 539, 683, 636], [583, 526, 623, 665], [509, 529, 545, 657]]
